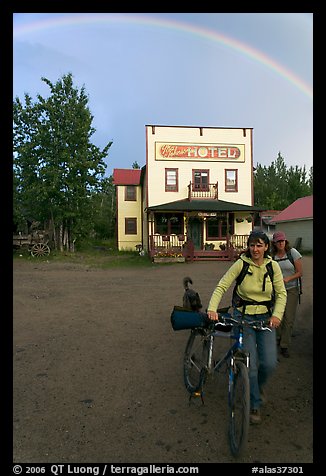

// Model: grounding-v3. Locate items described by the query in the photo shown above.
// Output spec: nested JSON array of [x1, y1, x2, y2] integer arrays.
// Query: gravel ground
[[13, 256, 313, 464]]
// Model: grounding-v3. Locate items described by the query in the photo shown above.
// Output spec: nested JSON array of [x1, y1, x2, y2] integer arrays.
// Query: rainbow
[[14, 13, 312, 100]]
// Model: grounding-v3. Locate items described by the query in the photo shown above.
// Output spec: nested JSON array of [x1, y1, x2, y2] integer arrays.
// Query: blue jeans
[[234, 311, 278, 410]]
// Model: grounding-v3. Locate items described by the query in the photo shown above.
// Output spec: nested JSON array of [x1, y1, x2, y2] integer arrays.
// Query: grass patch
[[13, 240, 155, 268], [14, 238, 312, 268]]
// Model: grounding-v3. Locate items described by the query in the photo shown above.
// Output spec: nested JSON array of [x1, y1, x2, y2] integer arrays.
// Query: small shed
[[257, 210, 281, 237], [270, 195, 313, 251]]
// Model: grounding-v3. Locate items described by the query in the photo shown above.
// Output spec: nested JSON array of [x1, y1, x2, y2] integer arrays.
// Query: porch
[[146, 197, 263, 262], [149, 233, 248, 261]]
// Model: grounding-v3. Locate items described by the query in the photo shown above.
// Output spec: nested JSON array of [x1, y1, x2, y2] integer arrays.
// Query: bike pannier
[[170, 306, 209, 331]]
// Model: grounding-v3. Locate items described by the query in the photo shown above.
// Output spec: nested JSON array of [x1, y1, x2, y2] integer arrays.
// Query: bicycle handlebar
[[212, 313, 272, 332]]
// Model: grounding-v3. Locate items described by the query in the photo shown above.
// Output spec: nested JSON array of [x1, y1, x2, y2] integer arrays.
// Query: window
[[225, 169, 238, 192], [155, 213, 183, 235], [206, 213, 234, 240], [193, 170, 209, 191], [165, 168, 178, 192], [125, 185, 136, 201], [125, 218, 137, 235]]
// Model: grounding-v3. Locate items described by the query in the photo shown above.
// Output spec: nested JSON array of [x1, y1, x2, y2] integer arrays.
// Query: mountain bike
[[183, 309, 271, 457]]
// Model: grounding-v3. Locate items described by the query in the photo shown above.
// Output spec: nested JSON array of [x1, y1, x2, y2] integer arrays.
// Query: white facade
[[145, 125, 254, 208]]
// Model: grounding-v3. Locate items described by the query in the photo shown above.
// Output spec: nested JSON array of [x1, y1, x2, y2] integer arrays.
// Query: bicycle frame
[[183, 313, 271, 395], [208, 314, 271, 372], [205, 325, 250, 376], [183, 311, 271, 457]]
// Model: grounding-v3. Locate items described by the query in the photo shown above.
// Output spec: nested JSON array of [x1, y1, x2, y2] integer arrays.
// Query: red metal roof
[[113, 169, 141, 185], [271, 195, 313, 223]]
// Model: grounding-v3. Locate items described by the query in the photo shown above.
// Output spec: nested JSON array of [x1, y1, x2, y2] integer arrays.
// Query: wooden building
[[113, 125, 262, 261], [270, 195, 313, 252]]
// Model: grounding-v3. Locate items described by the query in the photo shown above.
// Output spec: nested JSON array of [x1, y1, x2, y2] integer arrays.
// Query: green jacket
[[207, 255, 287, 320]]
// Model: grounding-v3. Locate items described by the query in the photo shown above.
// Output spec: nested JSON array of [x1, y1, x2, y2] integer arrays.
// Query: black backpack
[[273, 250, 302, 302], [232, 260, 275, 316]]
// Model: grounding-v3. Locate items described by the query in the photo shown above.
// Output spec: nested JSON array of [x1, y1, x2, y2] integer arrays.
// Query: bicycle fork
[[228, 331, 249, 404], [230, 331, 250, 369]]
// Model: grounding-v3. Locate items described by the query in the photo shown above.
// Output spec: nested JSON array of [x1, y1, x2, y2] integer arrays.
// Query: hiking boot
[[250, 409, 261, 425], [281, 348, 290, 358]]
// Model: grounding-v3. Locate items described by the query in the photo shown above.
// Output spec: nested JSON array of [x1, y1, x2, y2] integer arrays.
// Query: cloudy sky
[[13, 12, 313, 177]]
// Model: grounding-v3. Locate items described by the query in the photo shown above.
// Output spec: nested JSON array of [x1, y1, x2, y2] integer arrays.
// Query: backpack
[[232, 260, 275, 316], [273, 249, 302, 302]]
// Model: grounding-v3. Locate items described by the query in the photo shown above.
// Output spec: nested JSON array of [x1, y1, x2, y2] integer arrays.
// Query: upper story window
[[225, 169, 238, 192], [193, 170, 209, 191], [125, 185, 136, 201], [165, 168, 178, 192]]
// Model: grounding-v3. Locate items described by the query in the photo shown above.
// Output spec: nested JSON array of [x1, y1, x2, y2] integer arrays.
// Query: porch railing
[[149, 234, 185, 257], [229, 234, 249, 251], [187, 182, 218, 200], [148, 233, 249, 258]]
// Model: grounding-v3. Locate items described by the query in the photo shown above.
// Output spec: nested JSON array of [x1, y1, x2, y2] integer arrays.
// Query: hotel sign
[[155, 142, 245, 161], [198, 212, 217, 217]]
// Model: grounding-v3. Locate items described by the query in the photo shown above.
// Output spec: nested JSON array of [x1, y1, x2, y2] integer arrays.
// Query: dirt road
[[13, 257, 313, 464]]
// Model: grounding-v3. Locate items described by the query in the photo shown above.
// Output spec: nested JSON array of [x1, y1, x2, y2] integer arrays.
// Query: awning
[[146, 199, 263, 213]]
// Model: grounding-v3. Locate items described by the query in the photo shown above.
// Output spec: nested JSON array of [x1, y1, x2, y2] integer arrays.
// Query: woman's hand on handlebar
[[207, 310, 219, 321]]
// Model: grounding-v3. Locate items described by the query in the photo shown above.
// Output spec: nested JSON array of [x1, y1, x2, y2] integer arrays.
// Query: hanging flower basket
[[246, 216, 252, 223], [236, 217, 244, 223]]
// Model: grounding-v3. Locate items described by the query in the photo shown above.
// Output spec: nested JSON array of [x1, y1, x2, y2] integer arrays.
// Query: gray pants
[[277, 286, 299, 349]]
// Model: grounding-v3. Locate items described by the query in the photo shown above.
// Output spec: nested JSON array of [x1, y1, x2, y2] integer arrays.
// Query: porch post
[[226, 212, 230, 248], [148, 212, 155, 256], [226, 212, 235, 260], [184, 212, 189, 238]]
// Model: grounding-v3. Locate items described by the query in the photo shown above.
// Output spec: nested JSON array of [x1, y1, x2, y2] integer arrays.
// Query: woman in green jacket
[[207, 231, 287, 424]]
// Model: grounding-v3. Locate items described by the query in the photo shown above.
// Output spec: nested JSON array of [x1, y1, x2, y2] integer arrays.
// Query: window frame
[[154, 213, 183, 235], [125, 185, 137, 201], [206, 213, 234, 240], [225, 169, 238, 192], [165, 168, 179, 192], [192, 169, 209, 191], [125, 217, 137, 235]]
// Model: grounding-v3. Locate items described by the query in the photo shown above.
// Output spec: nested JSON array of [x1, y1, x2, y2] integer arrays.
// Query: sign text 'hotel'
[[155, 142, 244, 161]]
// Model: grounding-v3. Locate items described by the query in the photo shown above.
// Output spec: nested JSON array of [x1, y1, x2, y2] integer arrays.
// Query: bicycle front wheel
[[228, 361, 250, 457], [183, 329, 210, 394]]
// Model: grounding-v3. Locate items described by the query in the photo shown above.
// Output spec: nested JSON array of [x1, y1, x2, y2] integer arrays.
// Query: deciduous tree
[[13, 73, 112, 251]]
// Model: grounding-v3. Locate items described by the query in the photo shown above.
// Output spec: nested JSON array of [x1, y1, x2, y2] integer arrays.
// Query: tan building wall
[[116, 185, 142, 251], [141, 184, 148, 251], [145, 125, 253, 208]]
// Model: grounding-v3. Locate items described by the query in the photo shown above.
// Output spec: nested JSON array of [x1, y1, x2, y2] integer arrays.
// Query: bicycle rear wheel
[[228, 360, 250, 457], [183, 329, 210, 394]]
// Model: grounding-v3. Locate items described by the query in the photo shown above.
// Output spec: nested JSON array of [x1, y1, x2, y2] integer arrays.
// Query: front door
[[188, 217, 203, 250]]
